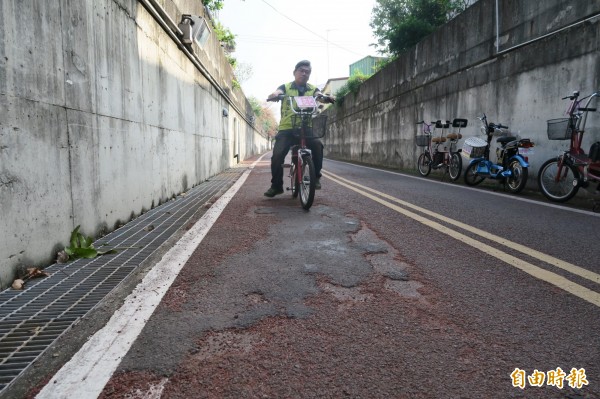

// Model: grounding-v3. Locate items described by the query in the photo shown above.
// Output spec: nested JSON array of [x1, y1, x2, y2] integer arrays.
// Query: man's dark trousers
[[270, 130, 323, 190]]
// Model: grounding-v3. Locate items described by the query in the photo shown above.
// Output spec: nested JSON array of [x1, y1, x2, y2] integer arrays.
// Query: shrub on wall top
[[334, 70, 371, 107]]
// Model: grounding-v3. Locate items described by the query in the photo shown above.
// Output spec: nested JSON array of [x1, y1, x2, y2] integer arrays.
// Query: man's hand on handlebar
[[267, 94, 284, 102], [316, 93, 335, 104]]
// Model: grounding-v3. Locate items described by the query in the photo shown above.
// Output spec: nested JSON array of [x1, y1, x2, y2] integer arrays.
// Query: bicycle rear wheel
[[537, 157, 580, 202], [417, 152, 431, 177], [299, 155, 316, 210], [506, 159, 528, 194], [448, 153, 462, 181]]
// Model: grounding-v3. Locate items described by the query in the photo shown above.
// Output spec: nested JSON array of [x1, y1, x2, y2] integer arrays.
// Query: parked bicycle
[[463, 114, 534, 194], [416, 118, 467, 181], [537, 90, 600, 202], [267, 94, 328, 210]]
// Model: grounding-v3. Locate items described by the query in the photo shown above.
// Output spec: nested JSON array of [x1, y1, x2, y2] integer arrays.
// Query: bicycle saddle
[[431, 136, 447, 143], [496, 136, 516, 145], [446, 133, 462, 140]]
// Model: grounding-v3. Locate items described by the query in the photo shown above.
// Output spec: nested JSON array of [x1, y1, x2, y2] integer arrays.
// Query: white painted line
[[36, 155, 267, 399]]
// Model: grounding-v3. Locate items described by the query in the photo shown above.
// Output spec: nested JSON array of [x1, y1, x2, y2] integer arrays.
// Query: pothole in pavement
[[350, 221, 425, 300], [384, 280, 424, 298], [190, 330, 262, 360], [319, 281, 372, 302], [246, 291, 269, 305]]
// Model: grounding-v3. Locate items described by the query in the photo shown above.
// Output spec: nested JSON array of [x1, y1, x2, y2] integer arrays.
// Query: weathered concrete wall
[[0, 0, 268, 288], [325, 0, 600, 180]]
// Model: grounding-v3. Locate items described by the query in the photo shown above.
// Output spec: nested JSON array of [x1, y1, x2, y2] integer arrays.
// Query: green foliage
[[226, 55, 237, 68], [389, 14, 436, 53], [372, 56, 396, 74], [232, 79, 240, 90], [213, 21, 236, 51], [370, 0, 469, 55], [58, 225, 143, 263], [248, 96, 277, 136], [334, 70, 371, 107], [62, 226, 116, 261], [248, 97, 262, 117], [203, 0, 225, 11]]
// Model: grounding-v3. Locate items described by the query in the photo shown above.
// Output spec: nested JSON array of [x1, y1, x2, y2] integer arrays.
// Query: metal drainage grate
[[0, 168, 245, 393]]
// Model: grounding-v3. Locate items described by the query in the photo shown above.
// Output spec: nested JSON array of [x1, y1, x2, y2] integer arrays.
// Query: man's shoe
[[315, 178, 321, 190], [264, 187, 284, 197]]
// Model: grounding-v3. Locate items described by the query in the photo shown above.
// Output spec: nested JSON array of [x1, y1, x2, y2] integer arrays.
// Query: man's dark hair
[[294, 60, 311, 71]]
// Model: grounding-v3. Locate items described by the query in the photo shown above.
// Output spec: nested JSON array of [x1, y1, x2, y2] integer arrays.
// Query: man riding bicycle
[[264, 60, 334, 197]]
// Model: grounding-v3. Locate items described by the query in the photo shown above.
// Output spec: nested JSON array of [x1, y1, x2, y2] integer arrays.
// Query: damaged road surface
[[102, 190, 435, 397], [24, 155, 600, 398]]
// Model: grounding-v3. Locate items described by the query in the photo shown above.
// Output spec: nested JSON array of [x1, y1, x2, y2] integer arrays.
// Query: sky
[[217, 0, 380, 104]]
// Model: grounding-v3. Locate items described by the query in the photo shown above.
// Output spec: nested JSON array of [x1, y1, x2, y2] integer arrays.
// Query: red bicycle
[[268, 94, 328, 210], [537, 90, 600, 203]]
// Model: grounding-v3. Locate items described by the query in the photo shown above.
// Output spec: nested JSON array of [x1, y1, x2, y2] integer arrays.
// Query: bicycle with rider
[[264, 60, 334, 197]]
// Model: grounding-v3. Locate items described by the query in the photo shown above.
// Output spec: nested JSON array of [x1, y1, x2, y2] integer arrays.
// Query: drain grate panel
[[0, 168, 245, 393]]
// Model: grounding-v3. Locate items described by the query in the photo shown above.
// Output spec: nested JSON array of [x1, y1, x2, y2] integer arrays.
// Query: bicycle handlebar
[[562, 90, 580, 100], [266, 93, 335, 118], [266, 93, 335, 104], [478, 114, 508, 131], [561, 90, 600, 101]]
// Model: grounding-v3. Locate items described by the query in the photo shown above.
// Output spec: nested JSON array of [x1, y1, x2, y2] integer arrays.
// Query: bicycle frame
[[416, 119, 465, 181], [537, 91, 600, 203], [469, 115, 529, 174], [561, 92, 600, 181], [464, 114, 533, 194], [285, 95, 321, 209]]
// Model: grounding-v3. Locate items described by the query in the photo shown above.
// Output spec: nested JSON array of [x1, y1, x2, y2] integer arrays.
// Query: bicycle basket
[[462, 137, 487, 158], [291, 114, 327, 138], [416, 135, 430, 147], [311, 115, 328, 138], [546, 118, 572, 140]]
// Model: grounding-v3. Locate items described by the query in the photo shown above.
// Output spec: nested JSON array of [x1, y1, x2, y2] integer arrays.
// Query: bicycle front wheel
[[506, 160, 528, 194], [290, 160, 299, 198], [417, 153, 432, 177], [448, 153, 462, 181], [464, 162, 485, 186], [299, 155, 316, 210], [537, 157, 580, 202]]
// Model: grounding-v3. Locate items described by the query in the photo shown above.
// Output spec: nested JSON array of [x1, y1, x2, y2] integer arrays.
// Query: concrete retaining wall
[[325, 0, 600, 182], [0, 0, 268, 288]]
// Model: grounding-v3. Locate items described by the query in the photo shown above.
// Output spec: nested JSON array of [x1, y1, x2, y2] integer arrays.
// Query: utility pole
[[326, 29, 336, 78]]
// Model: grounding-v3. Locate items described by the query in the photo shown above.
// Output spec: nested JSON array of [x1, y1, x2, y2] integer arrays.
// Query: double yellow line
[[322, 170, 600, 308]]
